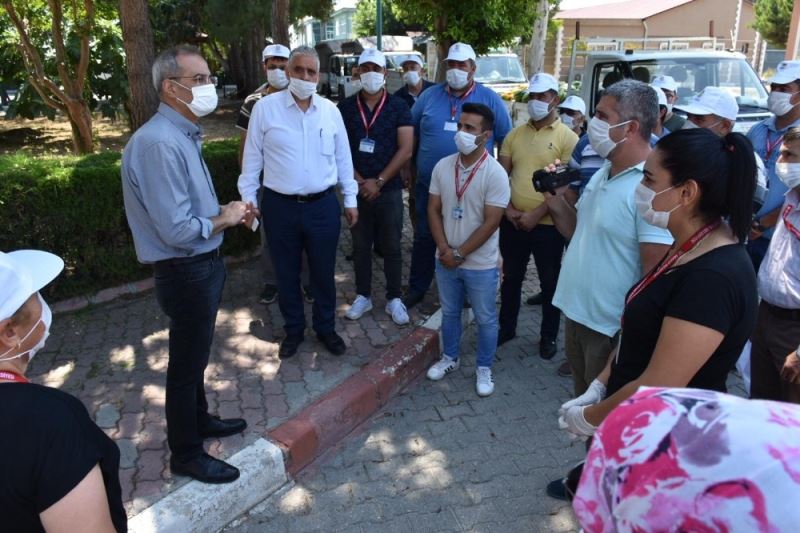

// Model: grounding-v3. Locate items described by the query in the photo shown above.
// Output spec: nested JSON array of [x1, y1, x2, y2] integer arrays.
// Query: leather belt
[[764, 301, 800, 321], [266, 186, 334, 203], [154, 247, 221, 267]]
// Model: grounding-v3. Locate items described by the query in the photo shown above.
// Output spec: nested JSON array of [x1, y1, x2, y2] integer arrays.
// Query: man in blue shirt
[[404, 42, 512, 309], [122, 46, 249, 484], [747, 60, 800, 271]]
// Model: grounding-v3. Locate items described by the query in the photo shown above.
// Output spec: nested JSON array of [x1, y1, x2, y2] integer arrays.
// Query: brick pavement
[[26, 202, 438, 517]]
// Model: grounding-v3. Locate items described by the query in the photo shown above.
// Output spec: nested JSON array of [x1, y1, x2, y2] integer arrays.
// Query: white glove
[[559, 379, 606, 416], [558, 405, 597, 439]]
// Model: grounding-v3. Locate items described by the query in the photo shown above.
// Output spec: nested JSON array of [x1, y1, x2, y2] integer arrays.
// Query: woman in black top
[[0, 250, 126, 533], [559, 129, 759, 438]]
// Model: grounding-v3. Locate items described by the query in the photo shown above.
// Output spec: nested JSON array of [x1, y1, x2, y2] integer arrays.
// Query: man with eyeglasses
[[236, 44, 312, 306], [122, 45, 250, 484]]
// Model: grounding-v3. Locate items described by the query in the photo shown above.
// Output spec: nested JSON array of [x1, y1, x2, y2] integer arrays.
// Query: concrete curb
[[127, 309, 465, 532]]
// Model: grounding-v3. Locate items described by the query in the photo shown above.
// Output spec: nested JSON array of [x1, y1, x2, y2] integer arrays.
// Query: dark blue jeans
[[154, 255, 225, 460], [262, 188, 341, 337], [499, 219, 565, 342], [351, 188, 404, 299], [408, 181, 437, 297]]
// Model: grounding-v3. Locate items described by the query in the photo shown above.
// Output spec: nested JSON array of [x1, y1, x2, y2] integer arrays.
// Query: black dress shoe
[[497, 329, 516, 347], [170, 453, 240, 484], [539, 338, 557, 360], [526, 292, 543, 306], [198, 416, 247, 439], [317, 331, 346, 356], [279, 335, 304, 359], [401, 291, 424, 310], [546, 477, 568, 501]]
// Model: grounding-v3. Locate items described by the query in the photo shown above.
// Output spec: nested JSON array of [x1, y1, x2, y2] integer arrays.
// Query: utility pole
[[377, 0, 383, 51]]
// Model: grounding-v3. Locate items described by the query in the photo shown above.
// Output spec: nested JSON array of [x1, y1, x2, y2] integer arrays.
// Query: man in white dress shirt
[[239, 46, 358, 359]]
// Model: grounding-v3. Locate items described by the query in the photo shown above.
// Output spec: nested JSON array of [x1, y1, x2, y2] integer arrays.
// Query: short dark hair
[[604, 79, 658, 142], [461, 102, 494, 131], [785, 126, 800, 143], [152, 44, 202, 92]]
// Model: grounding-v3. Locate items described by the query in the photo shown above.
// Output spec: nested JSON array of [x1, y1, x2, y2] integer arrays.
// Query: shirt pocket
[[320, 128, 336, 156]]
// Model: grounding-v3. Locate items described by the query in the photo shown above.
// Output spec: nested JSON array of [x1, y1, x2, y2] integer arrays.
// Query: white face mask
[[454, 130, 482, 155], [0, 294, 52, 363], [289, 78, 317, 100], [635, 183, 681, 229], [267, 68, 289, 89], [447, 68, 470, 90], [560, 113, 575, 129], [404, 70, 421, 87], [174, 81, 218, 117], [776, 162, 800, 189], [527, 99, 552, 121], [768, 91, 799, 117], [682, 120, 699, 129], [587, 117, 631, 158], [360, 71, 385, 94], [665, 103, 673, 114]]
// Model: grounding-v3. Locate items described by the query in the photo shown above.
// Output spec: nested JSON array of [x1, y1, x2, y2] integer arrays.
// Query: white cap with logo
[[401, 55, 424, 67], [446, 43, 476, 62], [674, 86, 739, 122], [0, 250, 64, 321], [771, 60, 800, 85], [262, 44, 290, 61], [559, 95, 586, 115], [652, 85, 668, 107], [359, 48, 386, 67], [651, 75, 679, 92], [528, 72, 559, 94]]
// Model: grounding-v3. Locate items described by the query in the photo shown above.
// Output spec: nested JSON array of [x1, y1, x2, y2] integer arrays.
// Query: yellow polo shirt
[[500, 119, 579, 224]]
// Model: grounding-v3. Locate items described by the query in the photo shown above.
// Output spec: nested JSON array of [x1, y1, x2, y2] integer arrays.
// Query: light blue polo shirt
[[411, 82, 512, 186], [553, 161, 674, 337], [747, 115, 800, 239]]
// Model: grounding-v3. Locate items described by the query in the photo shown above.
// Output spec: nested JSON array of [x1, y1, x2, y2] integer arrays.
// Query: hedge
[[0, 138, 259, 301]]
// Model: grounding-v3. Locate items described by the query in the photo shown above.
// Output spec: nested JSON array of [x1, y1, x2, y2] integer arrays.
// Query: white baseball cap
[[652, 85, 668, 107], [674, 86, 739, 122], [559, 95, 586, 115], [262, 44, 290, 61], [651, 75, 679, 92], [445, 42, 476, 62], [358, 48, 386, 67], [528, 73, 559, 94], [400, 55, 423, 68], [771, 60, 800, 85], [0, 250, 64, 321]]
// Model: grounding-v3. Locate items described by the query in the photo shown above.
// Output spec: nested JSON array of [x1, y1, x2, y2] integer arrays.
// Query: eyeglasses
[[170, 75, 218, 86]]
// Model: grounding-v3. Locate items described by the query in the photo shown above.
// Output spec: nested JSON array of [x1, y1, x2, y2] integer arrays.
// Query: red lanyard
[[766, 133, 784, 161], [356, 90, 388, 138], [625, 220, 721, 309], [455, 150, 489, 203], [0, 370, 29, 383], [447, 82, 477, 120], [783, 204, 800, 239]]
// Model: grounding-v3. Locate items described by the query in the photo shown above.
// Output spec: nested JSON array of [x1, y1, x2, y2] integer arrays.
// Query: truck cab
[[475, 53, 528, 95], [568, 49, 769, 133]]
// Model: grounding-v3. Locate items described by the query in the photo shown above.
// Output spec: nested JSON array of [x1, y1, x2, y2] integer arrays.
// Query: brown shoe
[[557, 361, 572, 377]]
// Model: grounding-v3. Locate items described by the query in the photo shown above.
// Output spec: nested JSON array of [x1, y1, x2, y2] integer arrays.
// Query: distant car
[[475, 53, 528, 95]]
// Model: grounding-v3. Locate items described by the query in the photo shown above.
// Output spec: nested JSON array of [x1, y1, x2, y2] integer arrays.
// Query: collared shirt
[[500, 118, 578, 224], [553, 161, 674, 337], [412, 82, 512, 186], [337, 90, 412, 191], [748, 115, 800, 238], [568, 134, 604, 195], [429, 152, 510, 270], [238, 90, 357, 207], [759, 189, 800, 309], [663, 112, 685, 132], [393, 79, 436, 108], [121, 103, 221, 264]]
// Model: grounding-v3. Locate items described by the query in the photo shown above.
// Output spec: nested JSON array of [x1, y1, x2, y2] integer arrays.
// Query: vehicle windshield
[[475, 56, 527, 84], [628, 57, 768, 112]]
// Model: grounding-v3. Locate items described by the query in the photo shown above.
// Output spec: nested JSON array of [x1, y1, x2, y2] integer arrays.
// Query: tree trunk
[[433, 14, 450, 82], [65, 98, 94, 154], [271, 0, 290, 46], [118, 0, 159, 132], [529, 1, 549, 76]]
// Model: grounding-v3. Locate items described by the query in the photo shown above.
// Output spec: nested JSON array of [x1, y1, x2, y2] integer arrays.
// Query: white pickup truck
[[566, 47, 770, 133]]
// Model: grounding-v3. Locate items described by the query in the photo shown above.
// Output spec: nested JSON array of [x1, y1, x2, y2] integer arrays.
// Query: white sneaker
[[385, 298, 410, 325], [476, 366, 494, 397], [426, 355, 460, 381], [345, 295, 373, 320]]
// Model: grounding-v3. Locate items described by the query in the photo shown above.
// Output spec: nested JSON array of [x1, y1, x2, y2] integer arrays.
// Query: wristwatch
[[451, 248, 465, 263], [376, 176, 385, 188]]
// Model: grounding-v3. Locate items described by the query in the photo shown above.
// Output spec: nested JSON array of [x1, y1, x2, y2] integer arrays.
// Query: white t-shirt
[[429, 151, 510, 270]]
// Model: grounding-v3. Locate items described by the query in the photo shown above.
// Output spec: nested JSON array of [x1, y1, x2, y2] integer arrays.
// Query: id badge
[[443, 121, 458, 132], [452, 206, 464, 219], [359, 138, 376, 153]]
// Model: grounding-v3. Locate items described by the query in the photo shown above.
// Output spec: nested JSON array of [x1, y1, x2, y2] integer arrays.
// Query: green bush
[[0, 138, 259, 301]]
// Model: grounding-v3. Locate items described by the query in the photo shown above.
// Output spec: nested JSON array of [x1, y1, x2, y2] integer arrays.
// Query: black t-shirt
[[393, 79, 436, 109], [607, 244, 758, 397], [0, 383, 127, 532], [337, 90, 412, 191]]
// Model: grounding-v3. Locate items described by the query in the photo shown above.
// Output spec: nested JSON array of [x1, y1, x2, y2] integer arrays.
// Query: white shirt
[[238, 90, 357, 208], [758, 189, 800, 309], [429, 152, 510, 270]]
